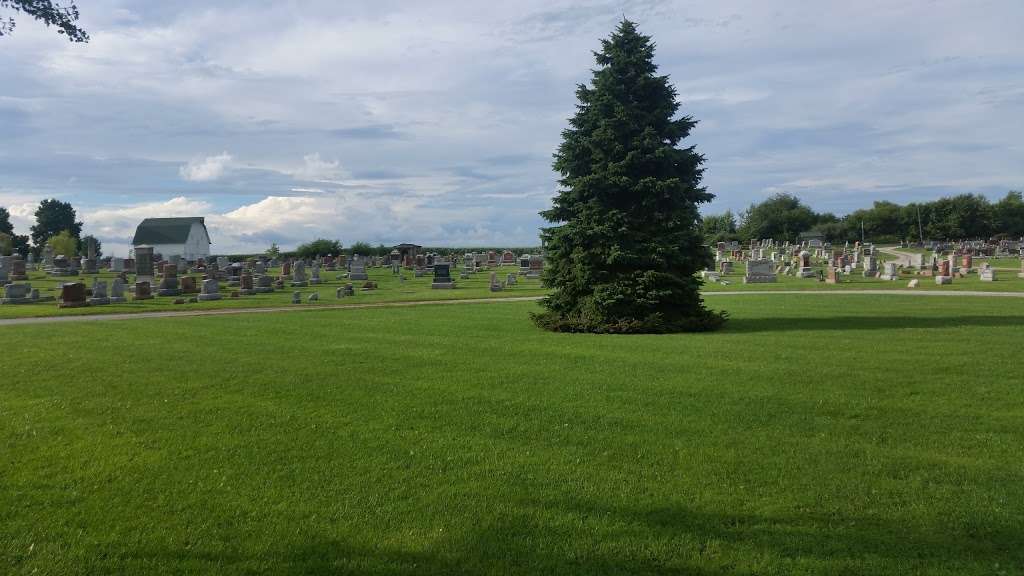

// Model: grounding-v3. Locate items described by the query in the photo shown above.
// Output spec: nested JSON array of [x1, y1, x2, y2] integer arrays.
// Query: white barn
[[132, 217, 211, 261]]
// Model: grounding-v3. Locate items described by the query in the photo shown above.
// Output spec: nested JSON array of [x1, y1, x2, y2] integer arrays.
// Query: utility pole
[[917, 206, 924, 244]]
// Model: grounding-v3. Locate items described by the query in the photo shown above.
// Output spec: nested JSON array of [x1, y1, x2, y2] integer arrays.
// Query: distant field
[[3, 295, 1022, 575]]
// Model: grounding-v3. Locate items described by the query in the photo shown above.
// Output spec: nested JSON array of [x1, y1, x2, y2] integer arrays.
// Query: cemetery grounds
[[2, 264, 1023, 574]]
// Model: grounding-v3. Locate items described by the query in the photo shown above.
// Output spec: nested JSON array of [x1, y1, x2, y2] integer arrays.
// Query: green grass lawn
[[0, 266, 547, 319], [3, 295, 1022, 575]]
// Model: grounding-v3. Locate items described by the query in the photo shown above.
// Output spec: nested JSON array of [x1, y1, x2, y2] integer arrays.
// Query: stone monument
[[431, 263, 455, 289], [198, 278, 222, 301]]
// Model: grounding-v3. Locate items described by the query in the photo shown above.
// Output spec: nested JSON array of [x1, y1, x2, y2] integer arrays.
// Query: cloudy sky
[[2, 0, 1022, 255]]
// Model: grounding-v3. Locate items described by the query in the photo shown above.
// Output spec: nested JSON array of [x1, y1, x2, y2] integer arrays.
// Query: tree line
[[0, 199, 101, 259], [702, 191, 1024, 245]]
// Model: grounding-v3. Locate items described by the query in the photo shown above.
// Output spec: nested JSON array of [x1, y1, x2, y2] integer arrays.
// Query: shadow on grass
[[723, 314, 1024, 333], [550, 498, 1024, 573], [117, 499, 1022, 575], [146, 500, 1024, 569]]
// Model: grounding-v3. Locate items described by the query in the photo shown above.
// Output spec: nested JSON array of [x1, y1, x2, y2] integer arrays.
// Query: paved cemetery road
[[3, 290, 1024, 326]]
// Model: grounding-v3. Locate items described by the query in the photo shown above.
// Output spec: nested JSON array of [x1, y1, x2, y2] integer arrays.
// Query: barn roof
[[132, 217, 210, 245]]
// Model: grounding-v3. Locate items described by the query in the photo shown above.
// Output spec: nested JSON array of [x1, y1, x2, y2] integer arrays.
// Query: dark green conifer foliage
[[535, 20, 725, 333]]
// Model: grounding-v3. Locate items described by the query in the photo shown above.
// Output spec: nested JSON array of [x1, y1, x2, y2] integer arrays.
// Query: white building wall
[[141, 224, 210, 261], [184, 222, 211, 260], [148, 244, 186, 259]]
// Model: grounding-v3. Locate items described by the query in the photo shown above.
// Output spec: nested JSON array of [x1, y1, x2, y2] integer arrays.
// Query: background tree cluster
[[702, 191, 1024, 245], [0, 198, 83, 258], [294, 238, 344, 259], [0, 207, 31, 257]]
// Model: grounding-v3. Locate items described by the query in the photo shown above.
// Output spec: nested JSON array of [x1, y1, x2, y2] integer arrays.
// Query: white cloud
[[82, 196, 214, 256], [3, 0, 1023, 241], [289, 153, 346, 182], [179, 152, 233, 182]]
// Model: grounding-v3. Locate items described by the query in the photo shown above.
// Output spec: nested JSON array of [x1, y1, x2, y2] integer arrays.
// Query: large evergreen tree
[[535, 20, 724, 333]]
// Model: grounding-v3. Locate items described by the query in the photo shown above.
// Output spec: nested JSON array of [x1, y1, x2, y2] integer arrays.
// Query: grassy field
[[0, 266, 548, 319], [5, 259, 1024, 320], [3, 295, 1022, 575]]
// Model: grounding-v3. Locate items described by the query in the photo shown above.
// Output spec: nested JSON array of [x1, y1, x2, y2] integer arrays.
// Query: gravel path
[[2, 289, 1024, 326]]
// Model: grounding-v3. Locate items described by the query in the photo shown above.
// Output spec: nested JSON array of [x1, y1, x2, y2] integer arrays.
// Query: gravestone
[[181, 276, 198, 294], [49, 255, 74, 276], [719, 261, 734, 275], [10, 258, 27, 281], [489, 271, 503, 292], [158, 263, 181, 296], [227, 263, 242, 287], [1, 283, 53, 304], [2, 283, 29, 301], [135, 247, 154, 280], [254, 275, 274, 293], [431, 263, 455, 289], [979, 263, 995, 282], [239, 273, 256, 295], [797, 251, 815, 278], [88, 280, 110, 305], [291, 291, 301, 304], [880, 262, 899, 281], [343, 283, 355, 297], [743, 259, 777, 284], [310, 264, 322, 285], [198, 278, 221, 301], [291, 261, 309, 287], [134, 281, 154, 300], [961, 254, 974, 274], [518, 255, 530, 274], [135, 246, 154, 281], [110, 278, 127, 303], [935, 260, 952, 285], [111, 257, 125, 272], [308, 292, 319, 302], [59, 282, 88, 308], [825, 266, 840, 285], [349, 257, 368, 281], [527, 255, 543, 279], [907, 279, 919, 288], [502, 250, 515, 265]]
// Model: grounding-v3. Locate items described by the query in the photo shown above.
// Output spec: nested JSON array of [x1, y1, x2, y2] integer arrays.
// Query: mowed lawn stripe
[[2, 295, 1022, 575]]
